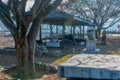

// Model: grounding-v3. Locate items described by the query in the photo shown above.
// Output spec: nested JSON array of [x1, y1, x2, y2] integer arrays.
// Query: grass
[[108, 51, 120, 55], [1, 35, 120, 79], [0, 73, 13, 79], [0, 54, 73, 80], [52, 54, 74, 65], [107, 36, 120, 39]]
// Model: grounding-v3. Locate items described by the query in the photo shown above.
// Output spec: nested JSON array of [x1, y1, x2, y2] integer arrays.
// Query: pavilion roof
[[42, 10, 95, 26]]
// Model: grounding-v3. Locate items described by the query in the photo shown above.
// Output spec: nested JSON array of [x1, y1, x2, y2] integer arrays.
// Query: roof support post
[[62, 25, 65, 36], [73, 25, 77, 45], [61, 25, 65, 48], [49, 24, 53, 42], [71, 26, 73, 35], [50, 24, 53, 36], [73, 25, 76, 37], [39, 24, 42, 43], [83, 26, 85, 39], [79, 26, 82, 39], [56, 25, 59, 34]]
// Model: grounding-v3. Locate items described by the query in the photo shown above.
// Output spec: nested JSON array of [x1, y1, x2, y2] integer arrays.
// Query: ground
[[0, 32, 120, 79]]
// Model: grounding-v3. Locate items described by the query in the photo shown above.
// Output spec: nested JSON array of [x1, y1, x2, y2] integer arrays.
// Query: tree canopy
[[0, 0, 62, 79], [61, 0, 120, 37]]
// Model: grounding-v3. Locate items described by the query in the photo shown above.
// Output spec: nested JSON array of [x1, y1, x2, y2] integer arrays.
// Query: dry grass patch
[[52, 54, 73, 66]]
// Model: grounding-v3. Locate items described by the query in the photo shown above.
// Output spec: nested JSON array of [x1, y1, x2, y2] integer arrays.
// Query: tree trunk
[[98, 30, 101, 38], [95, 30, 98, 39], [96, 29, 101, 39], [15, 38, 35, 79]]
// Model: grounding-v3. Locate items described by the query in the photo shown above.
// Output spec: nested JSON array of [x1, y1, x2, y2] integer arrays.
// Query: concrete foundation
[[58, 54, 120, 79]]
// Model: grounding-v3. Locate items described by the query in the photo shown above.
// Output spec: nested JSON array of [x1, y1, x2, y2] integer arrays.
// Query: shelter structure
[[43, 10, 95, 26], [39, 9, 95, 45]]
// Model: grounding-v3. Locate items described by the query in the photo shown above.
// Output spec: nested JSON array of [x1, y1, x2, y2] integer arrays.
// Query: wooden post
[[62, 25, 65, 35], [50, 24, 53, 36], [73, 26, 75, 37], [80, 26, 82, 39], [72, 25, 77, 45], [39, 24, 42, 43], [62, 25, 65, 48], [83, 26, 85, 39], [78, 32, 80, 39], [56, 25, 59, 34], [71, 26, 73, 35], [50, 24, 53, 42]]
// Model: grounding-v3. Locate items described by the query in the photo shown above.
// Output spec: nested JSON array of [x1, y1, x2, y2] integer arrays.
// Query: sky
[[15, 0, 120, 31], [26, 0, 68, 11], [2, 0, 68, 11], [26, 0, 34, 11], [0, 0, 119, 31]]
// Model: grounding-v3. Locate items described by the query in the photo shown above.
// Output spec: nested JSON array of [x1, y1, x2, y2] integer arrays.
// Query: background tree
[[0, 0, 62, 79], [63, 0, 120, 38]]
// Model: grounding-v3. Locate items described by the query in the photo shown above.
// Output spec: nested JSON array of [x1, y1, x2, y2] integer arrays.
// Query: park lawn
[[98, 36, 120, 55], [1, 36, 120, 79], [0, 54, 73, 80]]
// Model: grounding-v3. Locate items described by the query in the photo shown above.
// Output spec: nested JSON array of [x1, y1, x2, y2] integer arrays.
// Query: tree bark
[[0, 0, 62, 79], [96, 29, 101, 39], [14, 22, 36, 79], [15, 37, 35, 79]]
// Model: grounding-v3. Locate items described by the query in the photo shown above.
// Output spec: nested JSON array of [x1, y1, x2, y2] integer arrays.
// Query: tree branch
[[104, 18, 120, 29], [0, 0, 19, 41], [21, 0, 27, 15], [28, 0, 51, 23], [27, 0, 62, 42], [0, 11, 17, 36], [0, 0, 9, 13]]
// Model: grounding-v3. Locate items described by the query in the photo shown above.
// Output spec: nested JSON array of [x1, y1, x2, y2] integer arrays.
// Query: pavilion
[[38, 9, 95, 44]]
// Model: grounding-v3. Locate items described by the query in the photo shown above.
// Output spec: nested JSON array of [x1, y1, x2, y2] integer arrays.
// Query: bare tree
[[63, 0, 120, 38], [0, 0, 62, 79]]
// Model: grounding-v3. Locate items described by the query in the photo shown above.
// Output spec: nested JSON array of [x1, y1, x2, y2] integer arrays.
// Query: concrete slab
[[58, 54, 120, 79], [82, 48, 100, 54]]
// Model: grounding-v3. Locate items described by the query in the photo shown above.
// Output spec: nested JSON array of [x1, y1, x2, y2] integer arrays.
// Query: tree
[[0, 0, 62, 79], [64, 0, 120, 38]]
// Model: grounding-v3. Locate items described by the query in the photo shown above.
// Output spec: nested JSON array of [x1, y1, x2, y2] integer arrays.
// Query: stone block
[[58, 54, 120, 79], [46, 42, 60, 47], [86, 39, 96, 51], [82, 48, 100, 54]]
